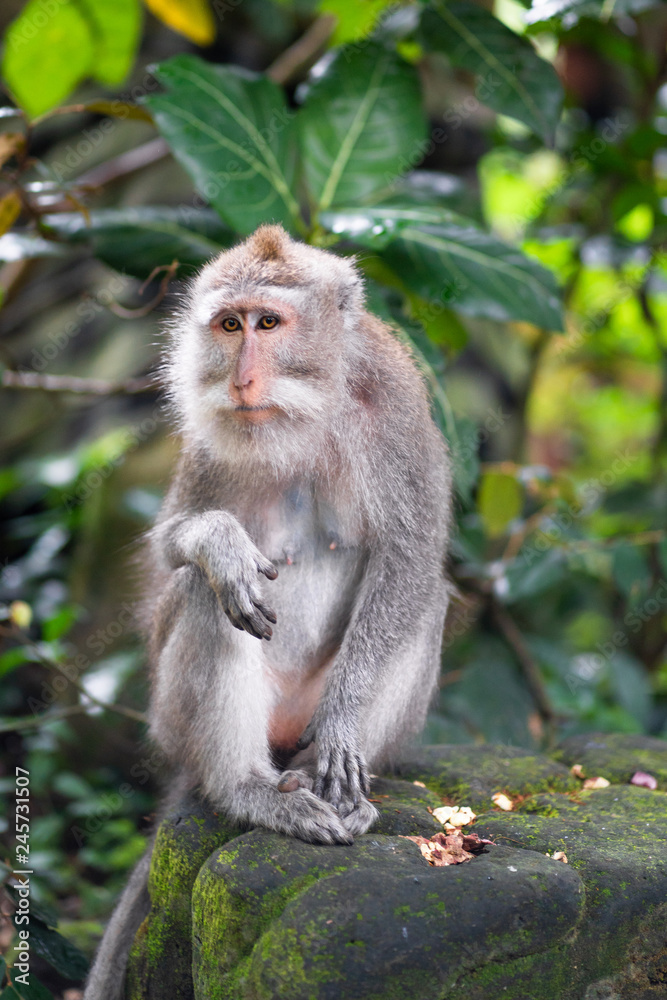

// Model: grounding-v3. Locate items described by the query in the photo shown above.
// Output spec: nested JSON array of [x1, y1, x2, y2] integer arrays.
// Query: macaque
[[84, 225, 452, 999]]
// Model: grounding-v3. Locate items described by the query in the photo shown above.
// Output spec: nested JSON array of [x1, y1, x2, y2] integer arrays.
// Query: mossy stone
[[554, 732, 667, 788]]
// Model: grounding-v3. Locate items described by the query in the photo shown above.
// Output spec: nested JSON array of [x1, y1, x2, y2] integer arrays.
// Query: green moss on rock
[[392, 744, 578, 809], [554, 732, 667, 788]]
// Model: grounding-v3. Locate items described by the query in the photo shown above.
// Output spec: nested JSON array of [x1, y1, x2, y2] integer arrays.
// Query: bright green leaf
[[298, 43, 426, 213], [478, 471, 523, 537], [2, 1, 94, 119], [145, 54, 301, 234], [420, 0, 564, 145], [78, 0, 142, 86]]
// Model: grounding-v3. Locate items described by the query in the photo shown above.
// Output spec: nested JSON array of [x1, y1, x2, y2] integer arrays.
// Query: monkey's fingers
[[226, 595, 272, 641], [296, 721, 316, 751], [257, 559, 278, 581], [252, 599, 277, 625], [344, 754, 362, 805]]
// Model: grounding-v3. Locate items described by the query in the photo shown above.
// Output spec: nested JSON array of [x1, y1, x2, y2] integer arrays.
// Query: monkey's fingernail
[[278, 774, 300, 792]]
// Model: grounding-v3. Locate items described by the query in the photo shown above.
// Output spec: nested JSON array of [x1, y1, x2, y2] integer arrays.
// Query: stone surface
[[126, 733, 667, 1000]]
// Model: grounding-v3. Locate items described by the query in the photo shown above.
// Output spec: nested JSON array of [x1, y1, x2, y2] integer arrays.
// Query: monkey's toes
[[277, 768, 314, 793]]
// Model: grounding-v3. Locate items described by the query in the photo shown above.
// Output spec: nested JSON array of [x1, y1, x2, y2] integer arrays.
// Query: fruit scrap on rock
[[492, 792, 514, 811], [582, 776, 610, 789], [432, 805, 477, 829], [546, 851, 568, 863], [630, 771, 658, 790], [570, 764, 585, 779], [401, 831, 494, 867]]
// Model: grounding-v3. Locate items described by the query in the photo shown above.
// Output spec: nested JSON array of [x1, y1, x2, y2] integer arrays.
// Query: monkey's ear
[[337, 275, 364, 313]]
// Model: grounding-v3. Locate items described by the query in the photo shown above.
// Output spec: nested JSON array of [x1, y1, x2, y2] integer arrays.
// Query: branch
[[1, 371, 156, 395], [492, 601, 557, 736], [0, 705, 88, 733], [266, 14, 337, 85]]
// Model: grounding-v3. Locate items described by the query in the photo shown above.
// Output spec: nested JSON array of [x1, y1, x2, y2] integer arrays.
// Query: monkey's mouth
[[232, 404, 281, 424]]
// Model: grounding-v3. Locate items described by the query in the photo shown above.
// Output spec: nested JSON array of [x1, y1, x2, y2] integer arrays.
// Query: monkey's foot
[[277, 769, 313, 793], [250, 784, 353, 845], [338, 796, 379, 836]]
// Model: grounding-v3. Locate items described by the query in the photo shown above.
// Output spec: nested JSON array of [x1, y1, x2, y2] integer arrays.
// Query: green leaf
[[526, 0, 658, 24], [78, 0, 142, 87], [145, 54, 301, 234], [298, 43, 426, 213], [0, 647, 31, 678], [612, 543, 651, 607], [478, 471, 523, 537], [1, 978, 54, 1000], [29, 919, 89, 981], [2, 1, 94, 119], [43, 207, 235, 279], [420, 0, 563, 145], [322, 206, 563, 328], [500, 548, 568, 603], [1, 0, 141, 119]]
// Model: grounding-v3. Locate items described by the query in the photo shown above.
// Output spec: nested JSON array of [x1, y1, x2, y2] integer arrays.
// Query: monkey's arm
[[152, 511, 278, 639]]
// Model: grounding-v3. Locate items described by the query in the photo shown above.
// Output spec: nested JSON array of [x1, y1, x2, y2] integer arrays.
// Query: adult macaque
[[84, 225, 452, 999]]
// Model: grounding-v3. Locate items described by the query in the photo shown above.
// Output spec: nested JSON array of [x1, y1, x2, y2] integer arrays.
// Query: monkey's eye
[[258, 315, 279, 331], [220, 316, 241, 333]]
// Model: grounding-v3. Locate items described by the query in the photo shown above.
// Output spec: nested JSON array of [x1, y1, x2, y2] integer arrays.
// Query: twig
[[267, 15, 337, 85], [492, 601, 557, 739], [1, 626, 148, 725], [0, 705, 88, 733], [1, 371, 156, 395], [107, 260, 179, 318], [74, 137, 170, 190]]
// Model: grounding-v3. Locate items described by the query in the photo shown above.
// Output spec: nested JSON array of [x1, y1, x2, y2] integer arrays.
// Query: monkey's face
[[185, 284, 342, 438]]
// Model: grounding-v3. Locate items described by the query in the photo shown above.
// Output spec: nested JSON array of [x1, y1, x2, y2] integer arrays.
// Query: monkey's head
[[168, 225, 366, 468]]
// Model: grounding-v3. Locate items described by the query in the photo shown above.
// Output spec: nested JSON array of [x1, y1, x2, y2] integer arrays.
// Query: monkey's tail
[[82, 845, 152, 1000]]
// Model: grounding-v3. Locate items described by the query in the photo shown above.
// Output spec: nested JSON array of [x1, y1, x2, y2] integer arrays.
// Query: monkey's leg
[[152, 567, 353, 845], [83, 847, 152, 1000]]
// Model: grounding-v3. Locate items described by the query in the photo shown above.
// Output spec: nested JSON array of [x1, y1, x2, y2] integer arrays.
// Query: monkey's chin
[[232, 405, 281, 425]]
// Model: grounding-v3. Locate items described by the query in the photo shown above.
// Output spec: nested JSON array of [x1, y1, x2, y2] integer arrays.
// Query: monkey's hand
[[298, 714, 371, 809], [158, 511, 278, 640], [207, 534, 278, 641]]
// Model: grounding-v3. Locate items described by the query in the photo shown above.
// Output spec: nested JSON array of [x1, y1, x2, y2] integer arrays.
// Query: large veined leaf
[[420, 1, 563, 146], [298, 43, 427, 214], [321, 205, 564, 328], [145, 55, 301, 234], [43, 207, 235, 278]]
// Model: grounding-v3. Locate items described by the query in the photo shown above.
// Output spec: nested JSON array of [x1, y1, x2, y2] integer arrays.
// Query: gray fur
[[84, 225, 452, 998]]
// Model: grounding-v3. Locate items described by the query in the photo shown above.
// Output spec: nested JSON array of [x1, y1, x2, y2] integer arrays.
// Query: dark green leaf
[[420, 0, 563, 145], [29, 919, 89, 981], [612, 543, 651, 607], [298, 43, 426, 213], [145, 55, 301, 234], [323, 206, 563, 328], [1, 978, 54, 1000], [43, 207, 235, 279], [500, 548, 568, 603], [5, 886, 59, 929], [608, 653, 652, 728]]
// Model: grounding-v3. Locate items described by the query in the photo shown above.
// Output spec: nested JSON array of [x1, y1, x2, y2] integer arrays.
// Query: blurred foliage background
[[0, 0, 666, 994]]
